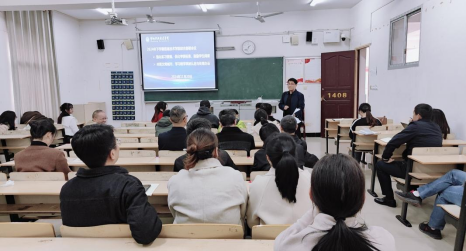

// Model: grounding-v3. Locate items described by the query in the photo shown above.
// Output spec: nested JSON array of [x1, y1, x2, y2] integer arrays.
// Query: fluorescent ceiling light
[[199, 4, 208, 12], [310, 0, 325, 7], [96, 8, 112, 15]]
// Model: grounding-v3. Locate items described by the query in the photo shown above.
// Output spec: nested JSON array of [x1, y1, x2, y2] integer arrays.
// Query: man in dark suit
[[216, 109, 255, 155], [278, 78, 305, 121], [158, 105, 188, 150]]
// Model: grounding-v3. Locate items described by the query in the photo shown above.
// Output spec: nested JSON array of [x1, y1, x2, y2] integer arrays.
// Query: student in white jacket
[[57, 103, 79, 143], [247, 133, 311, 228], [168, 128, 248, 225], [275, 154, 396, 251]]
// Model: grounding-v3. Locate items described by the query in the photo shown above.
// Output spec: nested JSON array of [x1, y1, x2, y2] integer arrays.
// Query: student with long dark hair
[[151, 101, 167, 123], [253, 108, 280, 137], [15, 119, 71, 175], [58, 103, 79, 143], [431, 109, 450, 139], [168, 128, 247, 224], [275, 154, 395, 251], [0, 111, 17, 133], [349, 103, 382, 163], [248, 134, 311, 227]]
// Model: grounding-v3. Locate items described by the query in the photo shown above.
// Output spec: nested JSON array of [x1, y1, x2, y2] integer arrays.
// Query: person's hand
[[384, 158, 395, 163], [284, 105, 289, 110], [409, 117, 413, 123]]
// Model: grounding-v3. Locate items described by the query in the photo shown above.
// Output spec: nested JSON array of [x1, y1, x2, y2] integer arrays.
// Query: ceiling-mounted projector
[[105, 15, 128, 26]]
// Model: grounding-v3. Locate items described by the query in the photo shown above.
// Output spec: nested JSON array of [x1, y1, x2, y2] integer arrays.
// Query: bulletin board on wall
[[111, 71, 136, 120], [284, 57, 322, 133]]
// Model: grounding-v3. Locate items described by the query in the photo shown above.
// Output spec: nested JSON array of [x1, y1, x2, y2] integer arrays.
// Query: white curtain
[[5, 10, 60, 120]]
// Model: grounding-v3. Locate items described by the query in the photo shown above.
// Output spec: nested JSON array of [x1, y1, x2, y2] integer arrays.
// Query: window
[[389, 8, 421, 69]]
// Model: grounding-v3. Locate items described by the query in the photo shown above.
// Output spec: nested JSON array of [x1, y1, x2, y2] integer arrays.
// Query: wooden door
[[320, 50, 356, 137]]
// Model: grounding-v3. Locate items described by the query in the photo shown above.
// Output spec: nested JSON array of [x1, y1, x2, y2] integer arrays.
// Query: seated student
[[168, 128, 247, 225], [395, 169, 465, 240], [255, 102, 262, 110], [60, 124, 162, 244], [253, 108, 280, 133], [15, 119, 71, 175], [260, 103, 280, 123], [155, 110, 172, 136], [58, 103, 79, 143], [189, 100, 219, 129], [20, 111, 46, 125], [216, 109, 255, 153], [151, 101, 167, 123], [158, 106, 188, 150], [349, 103, 382, 163], [0, 111, 16, 133], [375, 104, 442, 208], [248, 134, 312, 228], [280, 115, 318, 168], [91, 110, 107, 125], [431, 109, 450, 139], [174, 118, 237, 172], [253, 123, 280, 172], [231, 109, 246, 129], [275, 154, 396, 251]]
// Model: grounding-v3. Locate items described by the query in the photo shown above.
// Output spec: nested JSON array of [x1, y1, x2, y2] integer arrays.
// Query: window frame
[[388, 6, 422, 70]]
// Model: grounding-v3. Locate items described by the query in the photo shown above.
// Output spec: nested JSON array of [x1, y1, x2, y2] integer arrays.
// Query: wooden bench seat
[[393, 177, 431, 186], [374, 154, 403, 159], [325, 128, 337, 131], [409, 172, 445, 180], [439, 204, 460, 220]]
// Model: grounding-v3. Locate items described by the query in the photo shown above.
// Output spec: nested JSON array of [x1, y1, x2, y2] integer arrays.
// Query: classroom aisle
[[306, 137, 457, 251]]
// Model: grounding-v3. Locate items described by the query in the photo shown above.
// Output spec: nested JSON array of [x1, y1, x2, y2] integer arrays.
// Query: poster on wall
[[285, 59, 304, 83], [304, 58, 321, 83], [111, 71, 135, 120]]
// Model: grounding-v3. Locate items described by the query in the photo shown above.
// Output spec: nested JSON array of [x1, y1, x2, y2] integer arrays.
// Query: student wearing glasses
[[158, 106, 188, 151]]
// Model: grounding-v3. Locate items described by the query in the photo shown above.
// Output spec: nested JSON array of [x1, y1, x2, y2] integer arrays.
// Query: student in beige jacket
[[247, 133, 311, 228], [168, 128, 248, 225], [275, 154, 396, 251]]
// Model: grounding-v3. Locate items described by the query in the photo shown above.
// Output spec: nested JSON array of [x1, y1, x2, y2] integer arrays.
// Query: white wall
[[0, 12, 14, 112], [350, 0, 466, 139], [53, 9, 352, 128]]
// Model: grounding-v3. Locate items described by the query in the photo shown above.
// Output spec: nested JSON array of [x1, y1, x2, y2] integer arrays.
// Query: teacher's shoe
[[374, 197, 396, 208], [419, 222, 442, 240]]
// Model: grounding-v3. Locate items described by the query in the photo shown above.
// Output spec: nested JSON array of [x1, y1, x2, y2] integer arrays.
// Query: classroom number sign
[[111, 71, 135, 120], [326, 92, 348, 99]]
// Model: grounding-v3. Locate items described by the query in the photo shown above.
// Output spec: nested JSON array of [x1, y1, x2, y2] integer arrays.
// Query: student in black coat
[[216, 109, 255, 154], [189, 100, 220, 129], [374, 104, 443, 208], [174, 118, 237, 172], [60, 124, 162, 244], [349, 103, 382, 163], [158, 105, 188, 151], [253, 123, 280, 171]]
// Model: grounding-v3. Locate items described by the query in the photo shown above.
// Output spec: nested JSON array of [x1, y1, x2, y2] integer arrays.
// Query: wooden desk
[[115, 134, 156, 139], [395, 155, 466, 228], [324, 119, 350, 154], [57, 143, 159, 151], [374, 139, 466, 147], [0, 134, 31, 163], [0, 238, 274, 251], [336, 124, 351, 154]]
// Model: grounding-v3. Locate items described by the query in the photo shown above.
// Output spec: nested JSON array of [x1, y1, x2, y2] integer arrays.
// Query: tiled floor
[[307, 137, 457, 251]]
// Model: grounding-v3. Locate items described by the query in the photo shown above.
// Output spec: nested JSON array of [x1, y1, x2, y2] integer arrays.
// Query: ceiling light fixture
[[310, 0, 325, 7], [199, 4, 208, 12], [96, 8, 112, 15]]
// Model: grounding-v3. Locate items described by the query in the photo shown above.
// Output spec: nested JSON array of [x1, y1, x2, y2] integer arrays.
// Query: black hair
[[30, 118, 56, 140], [254, 109, 268, 126], [162, 110, 171, 117], [58, 103, 73, 124], [231, 109, 239, 115], [311, 154, 379, 251], [20, 111, 45, 124], [255, 103, 262, 109], [219, 109, 236, 127], [288, 78, 298, 85], [200, 100, 211, 108], [414, 103, 433, 120], [71, 124, 117, 168], [186, 118, 212, 136], [432, 109, 450, 139], [260, 103, 273, 115], [266, 134, 299, 203], [280, 115, 297, 134], [359, 103, 378, 127], [152, 101, 168, 122], [259, 123, 279, 142], [0, 111, 17, 130]]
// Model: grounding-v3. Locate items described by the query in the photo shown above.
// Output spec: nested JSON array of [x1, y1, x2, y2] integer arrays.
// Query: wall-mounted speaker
[[97, 39, 105, 50], [306, 32, 313, 42], [124, 39, 133, 50], [291, 35, 299, 45]]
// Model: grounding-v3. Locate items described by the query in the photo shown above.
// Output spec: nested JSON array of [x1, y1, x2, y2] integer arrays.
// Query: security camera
[[341, 33, 346, 42]]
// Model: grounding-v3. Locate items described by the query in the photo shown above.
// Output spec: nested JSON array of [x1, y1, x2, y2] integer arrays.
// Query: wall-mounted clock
[[242, 40, 256, 55]]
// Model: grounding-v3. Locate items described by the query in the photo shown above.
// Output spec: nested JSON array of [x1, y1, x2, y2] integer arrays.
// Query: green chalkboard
[[144, 57, 283, 101]]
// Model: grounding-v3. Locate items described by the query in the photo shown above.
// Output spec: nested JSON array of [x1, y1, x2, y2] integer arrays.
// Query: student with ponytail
[[167, 128, 247, 225], [349, 103, 382, 163], [247, 134, 311, 228], [58, 103, 79, 143], [253, 108, 280, 136], [275, 154, 395, 251]]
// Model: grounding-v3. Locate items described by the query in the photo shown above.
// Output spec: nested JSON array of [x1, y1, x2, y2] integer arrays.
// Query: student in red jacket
[[151, 101, 167, 123]]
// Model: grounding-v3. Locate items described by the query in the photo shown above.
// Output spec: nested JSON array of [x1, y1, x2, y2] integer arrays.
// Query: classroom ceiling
[[0, 0, 363, 19]]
